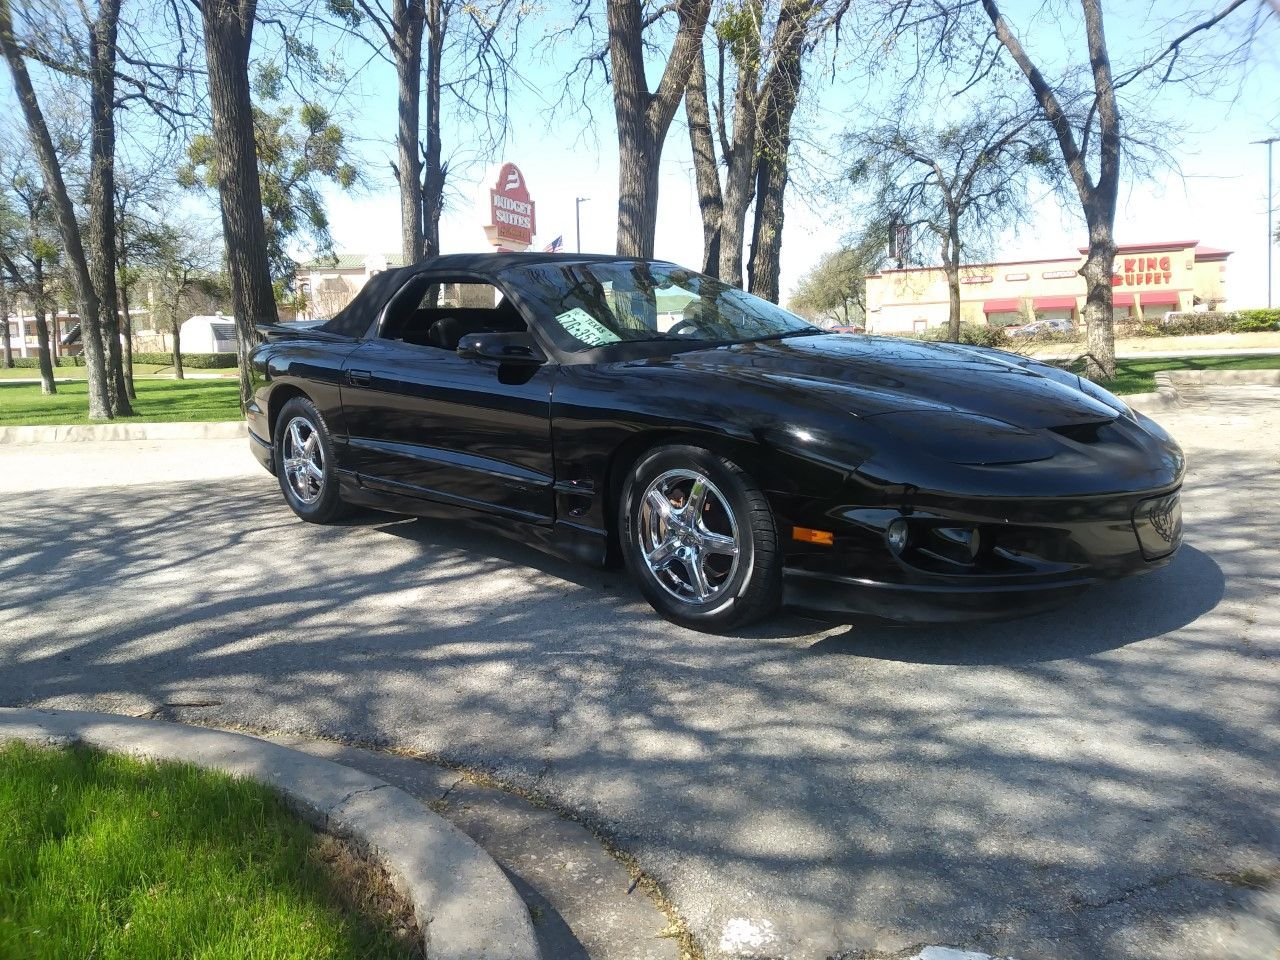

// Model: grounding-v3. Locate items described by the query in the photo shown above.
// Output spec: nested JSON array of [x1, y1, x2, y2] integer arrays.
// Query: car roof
[[318, 252, 649, 339]]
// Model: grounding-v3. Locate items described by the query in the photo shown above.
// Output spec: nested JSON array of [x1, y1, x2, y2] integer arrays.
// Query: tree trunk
[[87, 0, 131, 416], [172, 321, 184, 380], [0, 281, 11, 368], [32, 263, 54, 394], [422, 0, 445, 258], [200, 0, 279, 409], [394, 0, 425, 264], [1080, 228, 1117, 382], [0, 0, 112, 418], [718, 8, 761, 287], [684, 47, 722, 276], [608, 0, 710, 258], [117, 262, 135, 398], [945, 215, 961, 342], [746, 0, 809, 304]]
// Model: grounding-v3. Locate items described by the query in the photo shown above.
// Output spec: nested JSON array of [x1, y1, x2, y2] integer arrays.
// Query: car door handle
[[347, 368, 371, 386]]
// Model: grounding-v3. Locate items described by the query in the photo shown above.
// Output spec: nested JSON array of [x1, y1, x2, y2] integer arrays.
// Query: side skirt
[[336, 472, 609, 568]]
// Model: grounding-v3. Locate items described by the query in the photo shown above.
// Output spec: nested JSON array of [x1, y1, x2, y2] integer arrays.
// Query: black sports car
[[247, 253, 1183, 631]]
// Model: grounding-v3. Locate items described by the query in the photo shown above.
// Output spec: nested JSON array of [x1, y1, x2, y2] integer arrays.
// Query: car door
[[339, 276, 557, 524]]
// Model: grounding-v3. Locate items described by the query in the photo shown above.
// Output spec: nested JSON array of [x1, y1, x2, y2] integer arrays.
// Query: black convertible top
[[318, 252, 625, 338]]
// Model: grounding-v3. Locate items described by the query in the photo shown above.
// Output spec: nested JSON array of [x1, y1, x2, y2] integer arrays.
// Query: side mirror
[[457, 331, 546, 365]]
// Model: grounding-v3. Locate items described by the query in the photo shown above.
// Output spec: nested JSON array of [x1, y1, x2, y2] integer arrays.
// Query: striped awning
[[1140, 291, 1180, 306], [1113, 293, 1135, 307], [983, 298, 1021, 313]]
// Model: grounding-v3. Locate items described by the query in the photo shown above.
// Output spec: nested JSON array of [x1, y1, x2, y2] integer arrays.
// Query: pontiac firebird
[[246, 253, 1184, 632]]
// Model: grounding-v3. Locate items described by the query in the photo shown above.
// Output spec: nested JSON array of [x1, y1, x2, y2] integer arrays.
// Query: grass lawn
[[1072, 353, 1280, 395], [0, 741, 421, 960], [0, 364, 238, 380], [0, 378, 241, 425]]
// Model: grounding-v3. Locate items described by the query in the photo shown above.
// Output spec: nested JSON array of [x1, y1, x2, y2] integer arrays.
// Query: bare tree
[[975, 0, 1270, 378], [848, 101, 1055, 341], [0, 156, 59, 393], [746, 0, 818, 303], [197, 0, 279, 408], [1, 0, 116, 416], [148, 221, 222, 380], [607, 0, 712, 258], [684, 43, 722, 274]]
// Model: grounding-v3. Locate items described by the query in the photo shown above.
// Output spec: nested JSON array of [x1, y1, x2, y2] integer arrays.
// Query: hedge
[[131, 351, 239, 368], [900, 323, 1012, 348], [1135, 309, 1280, 337], [3, 352, 237, 369]]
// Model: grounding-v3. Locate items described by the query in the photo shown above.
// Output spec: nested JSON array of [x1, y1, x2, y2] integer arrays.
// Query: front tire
[[275, 396, 345, 524], [620, 445, 781, 632]]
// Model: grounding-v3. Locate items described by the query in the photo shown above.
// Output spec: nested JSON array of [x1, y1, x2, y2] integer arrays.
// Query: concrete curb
[[1126, 368, 1280, 415], [0, 421, 247, 444], [0, 708, 540, 960]]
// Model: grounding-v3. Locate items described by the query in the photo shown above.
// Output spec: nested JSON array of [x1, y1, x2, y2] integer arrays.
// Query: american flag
[[543, 235, 564, 253]]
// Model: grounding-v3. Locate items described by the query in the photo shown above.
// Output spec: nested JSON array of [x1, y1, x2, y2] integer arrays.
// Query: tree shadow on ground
[[0, 440, 1275, 960]]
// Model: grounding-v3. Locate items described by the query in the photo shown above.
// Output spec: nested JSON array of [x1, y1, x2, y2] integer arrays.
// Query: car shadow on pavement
[[1, 438, 1276, 960], [807, 545, 1225, 665]]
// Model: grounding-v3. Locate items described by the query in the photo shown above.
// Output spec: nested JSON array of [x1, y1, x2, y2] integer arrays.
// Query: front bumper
[[777, 487, 1182, 624]]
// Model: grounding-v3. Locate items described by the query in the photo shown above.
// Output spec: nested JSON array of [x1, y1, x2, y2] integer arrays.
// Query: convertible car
[[247, 253, 1184, 631]]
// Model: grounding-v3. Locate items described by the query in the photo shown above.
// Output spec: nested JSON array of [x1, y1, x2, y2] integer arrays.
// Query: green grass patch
[[1070, 353, 1280, 395], [0, 364, 200, 380], [0, 378, 242, 425], [0, 741, 421, 960]]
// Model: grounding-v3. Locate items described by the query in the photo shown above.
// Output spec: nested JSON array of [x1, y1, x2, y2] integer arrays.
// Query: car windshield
[[503, 259, 819, 352]]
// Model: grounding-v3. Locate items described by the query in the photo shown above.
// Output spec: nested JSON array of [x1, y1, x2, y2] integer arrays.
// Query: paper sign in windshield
[[556, 308, 621, 347]]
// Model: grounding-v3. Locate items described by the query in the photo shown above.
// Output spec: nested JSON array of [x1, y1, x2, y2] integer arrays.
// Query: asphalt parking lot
[[2, 393, 1277, 960]]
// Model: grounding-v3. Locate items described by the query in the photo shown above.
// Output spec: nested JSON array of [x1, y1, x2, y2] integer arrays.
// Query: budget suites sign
[[489, 162, 536, 247]]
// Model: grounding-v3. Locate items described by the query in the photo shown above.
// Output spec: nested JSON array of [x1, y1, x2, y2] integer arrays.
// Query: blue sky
[[310, 0, 1280, 306], [4, 0, 1278, 307]]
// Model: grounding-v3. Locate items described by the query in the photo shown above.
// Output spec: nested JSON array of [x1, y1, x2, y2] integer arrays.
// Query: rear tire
[[275, 396, 346, 524], [620, 444, 781, 632]]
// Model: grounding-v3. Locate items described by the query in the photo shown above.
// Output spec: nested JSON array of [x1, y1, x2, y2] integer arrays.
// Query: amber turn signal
[[792, 526, 834, 546]]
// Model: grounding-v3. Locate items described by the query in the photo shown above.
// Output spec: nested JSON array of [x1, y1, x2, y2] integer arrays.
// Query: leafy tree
[[0, 149, 60, 393], [848, 101, 1055, 342], [151, 222, 225, 380], [182, 97, 358, 288], [0, 0, 128, 416], [788, 236, 885, 327]]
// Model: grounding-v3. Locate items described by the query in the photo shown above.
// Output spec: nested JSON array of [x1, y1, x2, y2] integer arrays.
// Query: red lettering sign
[[488, 163, 536, 246]]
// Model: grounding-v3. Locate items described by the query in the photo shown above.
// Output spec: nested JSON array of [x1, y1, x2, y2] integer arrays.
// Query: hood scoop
[[1048, 419, 1115, 444]]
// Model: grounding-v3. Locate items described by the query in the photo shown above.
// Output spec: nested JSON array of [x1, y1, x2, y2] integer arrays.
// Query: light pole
[[1254, 137, 1279, 308], [575, 196, 589, 253]]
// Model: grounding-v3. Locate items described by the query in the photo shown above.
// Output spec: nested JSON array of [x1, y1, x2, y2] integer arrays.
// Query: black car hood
[[652, 334, 1118, 430]]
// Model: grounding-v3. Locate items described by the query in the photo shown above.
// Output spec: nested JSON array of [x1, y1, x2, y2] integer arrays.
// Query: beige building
[[295, 252, 406, 321], [865, 240, 1231, 334]]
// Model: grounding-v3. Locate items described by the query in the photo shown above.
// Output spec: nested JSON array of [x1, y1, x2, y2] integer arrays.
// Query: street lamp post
[[1254, 137, 1279, 309], [575, 196, 589, 253]]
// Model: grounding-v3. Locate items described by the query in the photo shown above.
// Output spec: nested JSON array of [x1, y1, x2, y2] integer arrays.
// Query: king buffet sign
[[1112, 254, 1175, 288], [489, 162, 537, 247]]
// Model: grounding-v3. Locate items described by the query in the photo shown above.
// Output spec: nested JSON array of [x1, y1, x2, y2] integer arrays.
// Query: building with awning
[[864, 240, 1230, 334]]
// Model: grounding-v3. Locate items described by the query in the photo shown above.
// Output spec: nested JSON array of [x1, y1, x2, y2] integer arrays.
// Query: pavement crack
[[333, 781, 392, 810], [132, 700, 223, 720], [1068, 873, 1181, 912], [438, 776, 465, 802]]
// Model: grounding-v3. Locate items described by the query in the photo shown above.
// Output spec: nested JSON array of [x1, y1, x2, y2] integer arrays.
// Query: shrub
[[131, 351, 238, 368], [1155, 312, 1235, 335], [918, 322, 1012, 349], [7, 355, 86, 368], [1233, 308, 1280, 332]]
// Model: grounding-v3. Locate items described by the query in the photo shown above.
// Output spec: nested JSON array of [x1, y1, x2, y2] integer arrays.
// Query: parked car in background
[[828, 325, 865, 334], [1011, 318, 1075, 338]]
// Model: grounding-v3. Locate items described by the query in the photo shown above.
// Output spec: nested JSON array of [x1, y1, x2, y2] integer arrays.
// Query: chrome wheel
[[281, 415, 325, 505], [638, 469, 741, 605]]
